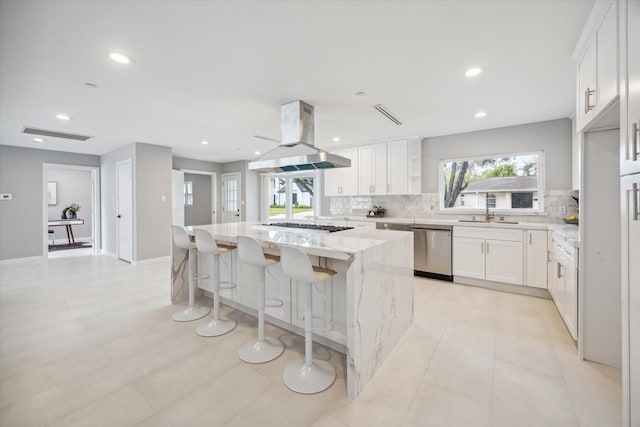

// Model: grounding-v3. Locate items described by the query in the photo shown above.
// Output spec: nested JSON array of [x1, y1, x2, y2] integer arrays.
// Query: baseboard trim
[[454, 276, 551, 299], [131, 256, 170, 265], [0, 255, 46, 265]]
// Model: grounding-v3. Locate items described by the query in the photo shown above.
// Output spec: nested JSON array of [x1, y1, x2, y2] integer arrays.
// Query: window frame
[[438, 151, 545, 215], [261, 170, 321, 222], [184, 181, 193, 206]]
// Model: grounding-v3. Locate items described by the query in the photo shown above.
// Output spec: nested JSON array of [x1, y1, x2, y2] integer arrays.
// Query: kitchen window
[[439, 151, 544, 213], [263, 172, 320, 221]]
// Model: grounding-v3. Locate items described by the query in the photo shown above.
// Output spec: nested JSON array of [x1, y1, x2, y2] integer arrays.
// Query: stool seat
[[171, 226, 210, 322], [280, 245, 336, 394], [194, 229, 237, 337]]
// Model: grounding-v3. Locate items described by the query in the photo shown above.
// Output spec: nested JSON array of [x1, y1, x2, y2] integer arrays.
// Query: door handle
[[117, 214, 122, 218]]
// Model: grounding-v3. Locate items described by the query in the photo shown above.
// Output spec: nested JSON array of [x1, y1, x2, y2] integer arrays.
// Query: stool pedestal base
[[195, 318, 237, 337], [171, 306, 210, 322], [283, 358, 336, 394], [238, 336, 284, 364]]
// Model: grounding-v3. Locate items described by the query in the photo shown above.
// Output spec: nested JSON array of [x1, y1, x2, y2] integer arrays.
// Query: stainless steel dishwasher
[[411, 224, 453, 281], [376, 222, 453, 281]]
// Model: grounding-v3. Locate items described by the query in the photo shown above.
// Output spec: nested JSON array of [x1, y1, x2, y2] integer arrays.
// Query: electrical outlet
[[0, 194, 12, 201], [558, 206, 567, 215]]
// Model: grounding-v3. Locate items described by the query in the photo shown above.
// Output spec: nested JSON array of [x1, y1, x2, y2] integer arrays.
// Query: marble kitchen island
[[171, 222, 413, 399]]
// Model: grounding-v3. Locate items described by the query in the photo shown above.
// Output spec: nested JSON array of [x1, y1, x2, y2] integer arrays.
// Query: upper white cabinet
[[621, 0, 640, 175], [576, 1, 618, 132], [325, 139, 421, 197], [358, 143, 387, 195], [525, 229, 548, 289], [324, 147, 358, 196]]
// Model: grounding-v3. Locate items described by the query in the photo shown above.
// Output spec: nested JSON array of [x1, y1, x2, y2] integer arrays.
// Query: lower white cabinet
[[452, 227, 524, 286], [525, 230, 548, 288], [548, 232, 578, 340]]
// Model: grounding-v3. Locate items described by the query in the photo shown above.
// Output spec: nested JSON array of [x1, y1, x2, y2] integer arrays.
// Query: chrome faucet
[[485, 193, 495, 222]]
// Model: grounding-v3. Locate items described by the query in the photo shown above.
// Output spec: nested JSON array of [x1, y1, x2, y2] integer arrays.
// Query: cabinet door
[[622, 174, 640, 426], [485, 239, 523, 285], [452, 237, 485, 279], [525, 230, 548, 288], [554, 256, 567, 317], [577, 41, 597, 129], [547, 246, 557, 300], [358, 143, 387, 195], [562, 251, 578, 340], [324, 168, 342, 196], [596, 2, 618, 111], [387, 140, 408, 195], [340, 147, 359, 195], [621, 0, 640, 175]]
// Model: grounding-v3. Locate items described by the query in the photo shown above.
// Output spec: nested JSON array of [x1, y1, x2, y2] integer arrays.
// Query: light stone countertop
[[316, 216, 580, 247], [189, 222, 410, 260]]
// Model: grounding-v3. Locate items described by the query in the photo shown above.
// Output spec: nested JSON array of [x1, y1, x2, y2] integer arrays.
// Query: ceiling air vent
[[21, 126, 92, 141], [372, 104, 402, 125]]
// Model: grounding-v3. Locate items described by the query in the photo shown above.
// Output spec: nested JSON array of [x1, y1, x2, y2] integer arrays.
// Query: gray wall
[[47, 167, 93, 241], [0, 145, 100, 260], [101, 143, 136, 257], [422, 118, 573, 192], [173, 156, 222, 223], [184, 173, 211, 226], [135, 143, 172, 260]]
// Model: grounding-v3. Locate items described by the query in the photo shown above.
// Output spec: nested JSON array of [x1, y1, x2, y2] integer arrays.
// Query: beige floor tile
[[402, 382, 491, 427], [311, 415, 349, 427], [332, 401, 406, 427], [49, 385, 153, 427], [422, 329, 495, 405], [491, 360, 580, 427], [495, 328, 562, 377]]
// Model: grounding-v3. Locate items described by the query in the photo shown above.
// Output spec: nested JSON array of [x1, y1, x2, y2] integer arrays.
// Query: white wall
[[47, 167, 93, 241]]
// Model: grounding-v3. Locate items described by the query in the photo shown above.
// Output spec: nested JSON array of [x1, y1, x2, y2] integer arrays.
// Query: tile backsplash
[[329, 191, 578, 224]]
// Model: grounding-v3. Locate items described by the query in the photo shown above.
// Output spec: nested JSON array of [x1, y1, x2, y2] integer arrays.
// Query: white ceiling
[[0, 0, 593, 163]]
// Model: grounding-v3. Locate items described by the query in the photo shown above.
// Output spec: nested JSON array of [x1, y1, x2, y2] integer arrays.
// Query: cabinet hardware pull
[[584, 87, 595, 113], [557, 262, 562, 279], [529, 233, 532, 245], [633, 121, 639, 161], [634, 182, 639, 222]]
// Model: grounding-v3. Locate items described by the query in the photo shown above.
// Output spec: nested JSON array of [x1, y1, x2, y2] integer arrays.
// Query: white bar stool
[[280, 245, 336, 394], [171, 225, 211, 322], [194, 229, 238, 337], [236, 235, 285, 364]]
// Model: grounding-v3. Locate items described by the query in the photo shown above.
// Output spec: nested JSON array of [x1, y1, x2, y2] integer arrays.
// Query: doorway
[[43, 163, 100, 257], [172, 169, 218, 226], [221, 172, 241, 223], [117, 159, 133, 263]]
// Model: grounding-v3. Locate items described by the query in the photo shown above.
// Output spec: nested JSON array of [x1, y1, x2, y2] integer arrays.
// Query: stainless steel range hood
[[248, 100, 351, 173]]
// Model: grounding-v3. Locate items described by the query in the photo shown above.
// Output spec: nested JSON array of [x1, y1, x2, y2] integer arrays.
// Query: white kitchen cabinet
[[621, 0, 640, 176], [621, 174, 640, 427], [576, 1, 618, 131], [324, 147, 358, 196], [453, 227, 524, 285], [452, 236, 485, 279], [525, 229, 548, 288], [387, 139, 422, 195], [358, 143, 387, 195], [548, 232, 578, 340]]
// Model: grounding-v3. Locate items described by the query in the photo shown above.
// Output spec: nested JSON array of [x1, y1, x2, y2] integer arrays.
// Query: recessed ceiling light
[[56, 114, 70, 120], [109, 52, 132, 64], [200, 140, 208, 145], [355, 91, 366, 96], [33, 138, 45, 143], [474, 111, 487, 118], [254, 151, 261, 155], [333, 137, 340, 142], [465, 67, 482, 77]]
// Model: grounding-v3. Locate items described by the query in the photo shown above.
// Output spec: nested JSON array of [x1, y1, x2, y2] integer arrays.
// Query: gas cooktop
[[265, 222, 354, 233]]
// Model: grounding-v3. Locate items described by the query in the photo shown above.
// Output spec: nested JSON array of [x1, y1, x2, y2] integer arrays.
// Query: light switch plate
[[0, 194, 12, 200]]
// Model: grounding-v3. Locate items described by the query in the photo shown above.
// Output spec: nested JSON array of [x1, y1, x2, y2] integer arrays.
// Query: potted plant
[[367, 205, 387, 217], [62, 203, 81, 219]]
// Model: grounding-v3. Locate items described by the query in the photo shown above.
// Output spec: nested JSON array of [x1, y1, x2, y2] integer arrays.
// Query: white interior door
[[117, 159, 133, 262], [221, 173, 241, 223], [171, 170, 185, 226]]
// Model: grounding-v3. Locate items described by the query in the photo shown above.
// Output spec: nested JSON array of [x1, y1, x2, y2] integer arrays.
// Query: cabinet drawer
[[453, 226, 523, 242]]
